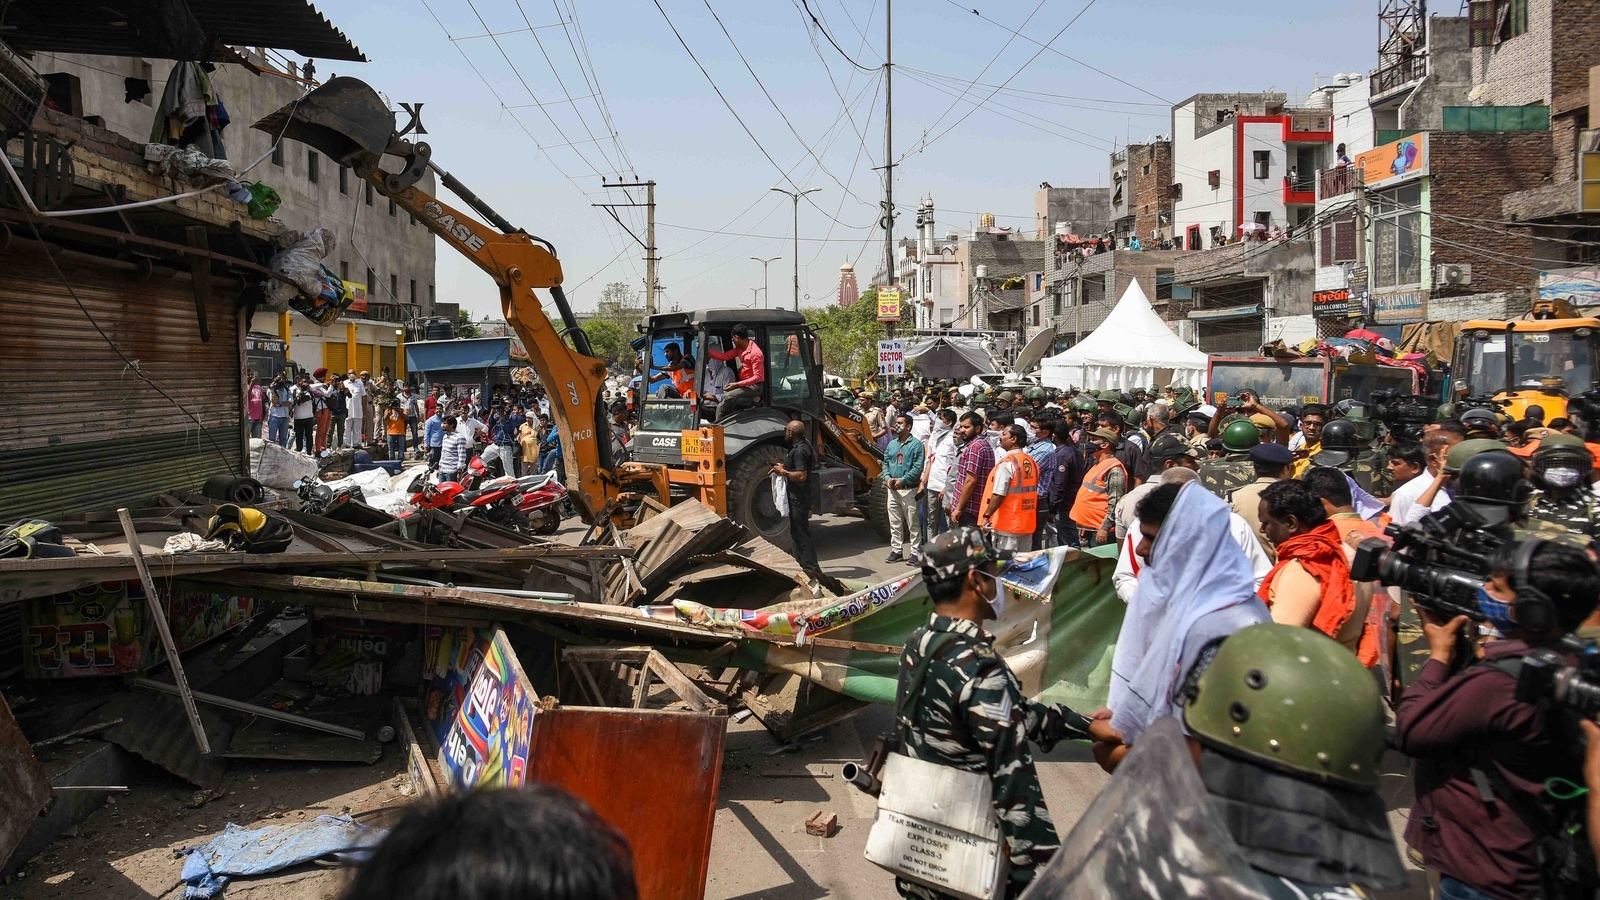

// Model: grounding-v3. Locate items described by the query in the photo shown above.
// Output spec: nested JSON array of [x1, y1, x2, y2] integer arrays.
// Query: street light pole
[[770, 187, 821, 311], [750, 256, 780, 309]]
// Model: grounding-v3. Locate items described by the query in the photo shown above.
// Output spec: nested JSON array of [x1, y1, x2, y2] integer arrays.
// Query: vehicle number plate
[[681, 434, 705, 456]]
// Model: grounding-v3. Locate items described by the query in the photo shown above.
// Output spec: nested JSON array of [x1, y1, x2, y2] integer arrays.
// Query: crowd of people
[[869, 376, 1600, 900]]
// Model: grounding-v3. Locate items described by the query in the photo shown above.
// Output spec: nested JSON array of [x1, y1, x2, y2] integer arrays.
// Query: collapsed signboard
[[24, 582, 255, 678], [421, 625, 539, 790]]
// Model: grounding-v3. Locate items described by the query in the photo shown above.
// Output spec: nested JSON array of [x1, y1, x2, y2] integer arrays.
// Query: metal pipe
[[134, 677, 366, 741]]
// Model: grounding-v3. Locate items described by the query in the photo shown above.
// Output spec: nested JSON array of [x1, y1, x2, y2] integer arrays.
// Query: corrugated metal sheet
[[1, 0, 366, 61], [323, 341, 348, 373], [0, 251, 245, 522], [0, 693, 50, 865]]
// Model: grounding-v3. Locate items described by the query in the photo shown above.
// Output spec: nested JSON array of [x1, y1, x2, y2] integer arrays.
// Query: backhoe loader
[[254, 78, 887, 550], [1453, 299, 1600, 421]]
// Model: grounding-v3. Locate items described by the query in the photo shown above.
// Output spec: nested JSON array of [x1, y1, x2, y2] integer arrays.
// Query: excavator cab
[[1454, 316, 1600, 421]]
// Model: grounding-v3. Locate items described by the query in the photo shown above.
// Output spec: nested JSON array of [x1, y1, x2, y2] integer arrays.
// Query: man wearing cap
[[1112, 431, 1199, 541], [1230, 442, 1293, 561], [1069, 426, 1127, 548], [893, 527, 1093, 900], [860, 393, 889, 451]]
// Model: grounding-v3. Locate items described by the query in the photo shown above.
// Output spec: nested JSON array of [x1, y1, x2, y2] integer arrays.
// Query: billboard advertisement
[[1356, 133, 1428, 187]]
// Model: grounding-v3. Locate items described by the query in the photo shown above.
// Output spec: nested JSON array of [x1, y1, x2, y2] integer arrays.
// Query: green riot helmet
[[1221, 420, 1261, 453], [1435, 402, 1459, 422], [1169, 387, 1200, 418], [1532, 431, 1594, 491], [1023, 386, 1047, 403], [971, 389, 990, 406], [1112, 402, 1135, 423], [1340, 402, 1377, 443], [1183, 623, 1387, 788], [1070, 395, 1098, 414]]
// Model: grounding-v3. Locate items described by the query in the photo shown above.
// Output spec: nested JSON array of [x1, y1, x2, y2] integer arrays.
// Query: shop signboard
[[24, 583, 255, 679], [342, 281, 369, 313], [1372, 290, 1427, 324], [422, 625, 540, 791], [1312, 289, 1352, 318], [1538, 267, 1600, 308]]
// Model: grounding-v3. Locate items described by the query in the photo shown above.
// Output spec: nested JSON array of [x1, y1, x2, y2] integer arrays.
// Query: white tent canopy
[[1040, 282, 1209, 391]]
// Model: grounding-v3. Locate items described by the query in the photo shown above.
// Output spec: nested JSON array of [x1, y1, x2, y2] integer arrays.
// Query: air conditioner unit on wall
[[1436, 263, 1473, 287]]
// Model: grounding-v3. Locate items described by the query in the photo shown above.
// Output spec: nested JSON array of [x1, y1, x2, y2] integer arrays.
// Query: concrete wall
[[1109, 152, 1132, 225], [31, 52, 437, 366], [1033, 187, 1112, 240], [1395, 17, 1474, 132], [1240, 119, 1290, 230], [1172, 104, 1238, 244], [1329, 75, 1375, 157]]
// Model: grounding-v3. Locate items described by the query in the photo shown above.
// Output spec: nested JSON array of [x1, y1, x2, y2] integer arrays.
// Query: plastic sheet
[[262, 229, 351, 326], [179, 814, 385, 899]]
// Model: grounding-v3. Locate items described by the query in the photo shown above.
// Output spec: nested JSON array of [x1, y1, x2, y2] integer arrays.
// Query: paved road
[[705, 512, 1114, 900], [705, 512, 1428, 900]]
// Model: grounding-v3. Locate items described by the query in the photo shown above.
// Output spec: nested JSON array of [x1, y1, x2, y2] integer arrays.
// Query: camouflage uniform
[[1349, 450, 1389, 499], [895, 614, 1084, 900], [1528, 490, 1600, 539], [1198, 453, 1255, 499]]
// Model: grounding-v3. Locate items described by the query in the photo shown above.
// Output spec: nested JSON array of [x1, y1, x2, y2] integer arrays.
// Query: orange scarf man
[[1256, 479, 1375, 663]]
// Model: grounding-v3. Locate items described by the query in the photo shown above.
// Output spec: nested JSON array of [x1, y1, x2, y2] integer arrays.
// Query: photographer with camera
[[1393, 539, 1600, 900]]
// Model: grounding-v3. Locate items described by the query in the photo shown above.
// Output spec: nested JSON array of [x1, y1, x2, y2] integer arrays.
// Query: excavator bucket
[[252, 76, 396, 166]]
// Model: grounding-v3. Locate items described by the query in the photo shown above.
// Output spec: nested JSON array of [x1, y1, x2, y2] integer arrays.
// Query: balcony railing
[[1371, 55, 1426, 96], [1318, 166, 1355, 199]]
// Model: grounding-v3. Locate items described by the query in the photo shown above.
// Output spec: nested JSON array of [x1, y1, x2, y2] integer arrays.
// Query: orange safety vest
[[670, 367, 696, 399], [1070, 457, 1126, 530], [982, 449, 1039, 534]]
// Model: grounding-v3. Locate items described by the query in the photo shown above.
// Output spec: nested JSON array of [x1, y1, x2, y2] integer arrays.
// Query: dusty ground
[[3, 512, 1429, 899]]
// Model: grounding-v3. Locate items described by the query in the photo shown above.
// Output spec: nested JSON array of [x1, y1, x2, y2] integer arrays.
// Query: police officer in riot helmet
[[1182, 623, 1409, 896], [1528, 432, 1600, 537], [1312, 419, 1388, 498], [1198, 420, 1259, 499]]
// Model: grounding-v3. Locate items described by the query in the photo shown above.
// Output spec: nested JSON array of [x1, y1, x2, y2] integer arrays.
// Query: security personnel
[[1067, 394, 1098, 443], [896, 527, 1092, 900], [1527, 432, 1600, 538], [1023, 385, 1048, 414], [1181, 624, 1407, 896], [980, 423, 1040, 552], [1310, 419, 1386, 498], [1070, 427, 1127, 547], [993, 390, 1016, 412], [1198, 420, 1259, 499]]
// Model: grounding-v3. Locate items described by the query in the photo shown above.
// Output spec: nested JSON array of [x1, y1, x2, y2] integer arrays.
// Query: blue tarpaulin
[[180, 814, 385, 898]]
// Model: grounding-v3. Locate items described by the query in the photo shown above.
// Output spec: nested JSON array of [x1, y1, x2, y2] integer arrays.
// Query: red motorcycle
[[406, 478, 531, 534]]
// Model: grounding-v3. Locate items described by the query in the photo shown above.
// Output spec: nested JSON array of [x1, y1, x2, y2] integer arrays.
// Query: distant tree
[[456, 309, 481, 338], [805, 287, 888, 378], [577, 282, 644, 370]]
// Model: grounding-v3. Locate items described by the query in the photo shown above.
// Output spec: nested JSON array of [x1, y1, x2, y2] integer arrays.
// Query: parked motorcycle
[[455, 456, 566, 534], [294, 473, 365, 517], [407, 478, 530, 534]]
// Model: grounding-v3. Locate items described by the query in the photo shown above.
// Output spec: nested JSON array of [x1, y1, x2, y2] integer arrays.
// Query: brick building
[[1110, 140, 1174, 247]]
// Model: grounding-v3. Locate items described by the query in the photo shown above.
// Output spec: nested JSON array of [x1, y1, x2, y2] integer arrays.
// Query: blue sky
[[314, 0, 1381, 320]]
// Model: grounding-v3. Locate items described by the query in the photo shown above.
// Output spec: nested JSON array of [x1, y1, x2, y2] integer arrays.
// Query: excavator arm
[[253, 78, 614, 521]]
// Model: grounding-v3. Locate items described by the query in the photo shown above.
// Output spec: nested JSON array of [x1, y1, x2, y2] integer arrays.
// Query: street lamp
[[769, 186, 820, 311], [750, 256, 780, 309]]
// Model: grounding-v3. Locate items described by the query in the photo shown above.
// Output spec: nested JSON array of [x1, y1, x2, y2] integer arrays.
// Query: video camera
[[1368, 389, 1434, 443], [1350, 501, 1506, 622], [1516, 637, 1600, 719]]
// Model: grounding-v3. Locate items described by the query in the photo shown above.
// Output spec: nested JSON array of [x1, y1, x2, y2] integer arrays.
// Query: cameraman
[[1393, 540, 1600, 900]]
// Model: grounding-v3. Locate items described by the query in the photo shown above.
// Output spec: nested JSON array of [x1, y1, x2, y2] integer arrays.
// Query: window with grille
[[1319, 212, 1358, 266], [1471, 0, 1528, 45], [1156, 268, 1175, 301], [1253, 151, 1271, 180], [1371, 183, 1424, 289]]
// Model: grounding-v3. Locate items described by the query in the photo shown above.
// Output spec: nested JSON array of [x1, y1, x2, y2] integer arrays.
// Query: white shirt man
[[925, 421, 958, 496], [702, 357, 733, 401], [910, 407, 935, 444], [345, 376, 367, 448]]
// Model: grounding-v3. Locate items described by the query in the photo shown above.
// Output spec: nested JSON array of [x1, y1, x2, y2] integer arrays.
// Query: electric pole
[[770, 187, 820, 311], [750, 256, 780, 309], [883, 0, 894, 301], [593, 179, 657, 316]]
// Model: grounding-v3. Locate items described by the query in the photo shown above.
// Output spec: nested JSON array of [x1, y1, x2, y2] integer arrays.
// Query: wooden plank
[[118, 509, 210, 755], [210, 601, 284, 667], [392, 697, 442, 799], [641, 649, 715, 713], [184, 225, 212, 342], [224, 720, 382, 763]]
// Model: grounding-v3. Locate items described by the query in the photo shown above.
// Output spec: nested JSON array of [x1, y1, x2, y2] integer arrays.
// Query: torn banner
[[724, 546, 1123, 714]]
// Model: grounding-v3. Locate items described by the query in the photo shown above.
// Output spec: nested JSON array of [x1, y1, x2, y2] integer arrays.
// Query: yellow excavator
[[1453, 299, 1600, 421], [254, 78, 887, 550]]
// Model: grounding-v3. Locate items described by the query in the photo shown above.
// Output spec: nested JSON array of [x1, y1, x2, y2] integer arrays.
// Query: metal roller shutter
[[323, 341, 348, 374], [0, 251, 245, 523], [354, 343, 374, 375]]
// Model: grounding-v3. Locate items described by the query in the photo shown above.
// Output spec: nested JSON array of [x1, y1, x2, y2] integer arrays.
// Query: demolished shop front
[[405, 335, 529, 402], [0, 241, 246, 524]]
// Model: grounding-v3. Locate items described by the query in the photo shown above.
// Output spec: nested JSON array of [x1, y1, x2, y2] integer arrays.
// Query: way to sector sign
[[878, 339, 905, 376]]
